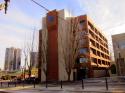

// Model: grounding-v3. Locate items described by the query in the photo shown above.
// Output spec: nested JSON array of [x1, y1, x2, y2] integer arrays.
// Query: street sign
[[31, 68, 38, 77]]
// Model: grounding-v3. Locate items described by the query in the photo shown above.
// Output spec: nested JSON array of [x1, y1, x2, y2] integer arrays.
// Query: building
[[13, 48, 21, 71], [4, 47, 15, 71], [30, 52, 38, 68], [39, 9, 110, 81], [4, 47, 21, 71], [112, 33, 125, 76]]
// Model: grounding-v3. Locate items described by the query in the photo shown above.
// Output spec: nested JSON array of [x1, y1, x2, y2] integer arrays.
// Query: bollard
[[15, 81, 16, 87], [105, 77, 108, 90], [82, 79, 84, 89], [0, 82, 2, 87], [60, 80, 62, 89], [33, 78, 35, 88], [8, 82, 9, 87], [46, 80, 48, 88], [22, 80, 24, 87]]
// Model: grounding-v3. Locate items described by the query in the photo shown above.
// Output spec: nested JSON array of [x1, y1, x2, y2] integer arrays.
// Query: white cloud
[[76, 0, 125, 33]]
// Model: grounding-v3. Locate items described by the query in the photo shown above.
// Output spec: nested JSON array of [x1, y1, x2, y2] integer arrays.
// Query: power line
[[31, 0, 49, 11], [30, 0, 71, 23], [31, 0, 125, 35]]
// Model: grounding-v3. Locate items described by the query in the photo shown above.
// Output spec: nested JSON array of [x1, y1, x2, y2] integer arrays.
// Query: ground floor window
[[79, 57, 88, 63]]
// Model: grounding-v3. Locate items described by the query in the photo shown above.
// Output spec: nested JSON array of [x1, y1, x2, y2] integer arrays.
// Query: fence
[[0, 76, 125, 91]]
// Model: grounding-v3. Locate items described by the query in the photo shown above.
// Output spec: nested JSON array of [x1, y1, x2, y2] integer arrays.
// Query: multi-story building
[[4, 47, 15, 71], [30, 52, 38, 68], [39, 9, 110, 81], [13, 48, 21, 70], [112, 33, 125, 76], [4, 47, 21, 71]]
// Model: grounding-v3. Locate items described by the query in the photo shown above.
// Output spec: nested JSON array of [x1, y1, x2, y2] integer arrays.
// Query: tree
[[23, 43, 30, 78], [23, 29, 37, 78], [59, 17, 80, 81], [38, 27, 48, 81]]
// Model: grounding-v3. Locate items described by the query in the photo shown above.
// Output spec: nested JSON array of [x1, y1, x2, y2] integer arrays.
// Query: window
[[90, 48, 96, 55], [80, 20, 85, 24], [118, 41, 125, 49], [79, 39, 87, 46], [91, 58, 97, 63], [79, 31, 88, 38], [79, 58, 88, 63], [79, 20, 85, 30], [79, 48, 88, 54], [47, 15, 54, 22], [88, 21, 94, 30]]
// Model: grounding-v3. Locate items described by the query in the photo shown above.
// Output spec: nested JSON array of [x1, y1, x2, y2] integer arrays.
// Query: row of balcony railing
[[89, 38, 109, 54], [88, 21, 107, 43], [89, 30, 108, 49]]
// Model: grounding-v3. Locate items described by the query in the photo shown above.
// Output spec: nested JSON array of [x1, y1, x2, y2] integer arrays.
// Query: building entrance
[[77, 68, 87, 80]]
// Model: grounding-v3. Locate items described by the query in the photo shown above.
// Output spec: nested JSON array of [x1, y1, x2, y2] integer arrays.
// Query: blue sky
[[0, 0, 125, 69]]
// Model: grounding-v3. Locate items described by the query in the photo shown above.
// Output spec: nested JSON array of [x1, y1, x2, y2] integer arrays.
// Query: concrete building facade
[[112, 33, 125, 76], [4, 47, 21, 71], [39, 9, 111, 81]]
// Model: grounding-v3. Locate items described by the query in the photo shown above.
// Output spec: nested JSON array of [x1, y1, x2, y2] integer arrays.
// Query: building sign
[[31, 68, 38, 77]]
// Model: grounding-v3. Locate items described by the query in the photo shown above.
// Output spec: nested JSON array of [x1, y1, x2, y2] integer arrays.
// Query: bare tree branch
[[59, 17, 80, 81]]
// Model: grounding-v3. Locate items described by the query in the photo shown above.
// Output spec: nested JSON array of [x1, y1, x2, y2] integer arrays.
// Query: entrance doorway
[[77, 68, 87, 80]]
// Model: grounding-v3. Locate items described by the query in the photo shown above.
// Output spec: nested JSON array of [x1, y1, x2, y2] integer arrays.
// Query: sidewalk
[[1, 85, 125, 93], [33, 86, 125, 93], [0, 85, 33, 91]]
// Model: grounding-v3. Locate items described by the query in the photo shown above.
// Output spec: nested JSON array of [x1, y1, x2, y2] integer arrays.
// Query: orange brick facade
[[46, 10, 59, 80], [75, 15, 110, 78]]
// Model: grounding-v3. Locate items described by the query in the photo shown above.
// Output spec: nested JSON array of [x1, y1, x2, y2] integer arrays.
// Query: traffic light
[[4, 0, 10, 14], [0, 2, 5, 11]]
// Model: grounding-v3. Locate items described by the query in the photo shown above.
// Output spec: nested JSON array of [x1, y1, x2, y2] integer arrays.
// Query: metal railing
[[0, 76, 125, 91]]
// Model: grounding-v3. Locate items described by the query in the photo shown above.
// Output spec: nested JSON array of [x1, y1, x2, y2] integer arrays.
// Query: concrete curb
[[33, 88, 125, 93]]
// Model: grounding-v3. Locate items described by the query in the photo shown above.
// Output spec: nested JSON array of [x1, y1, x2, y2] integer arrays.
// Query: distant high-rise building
[[13, 49, 21, 70], [112, 33, 125, 76], [4, 47, 15, 71], [30, 52, 38, 68], [4, 47, 21, 71]]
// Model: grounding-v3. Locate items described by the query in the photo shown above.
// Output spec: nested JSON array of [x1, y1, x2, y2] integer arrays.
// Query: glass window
[[118, 41, 125, 49], [47, 15, 54, 22], [79, 58, 88, 63], [79, 39, 87, 46], [78, 31, 88, 39], [79, 48, 88, 54], [79, 20, 85, 30]]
